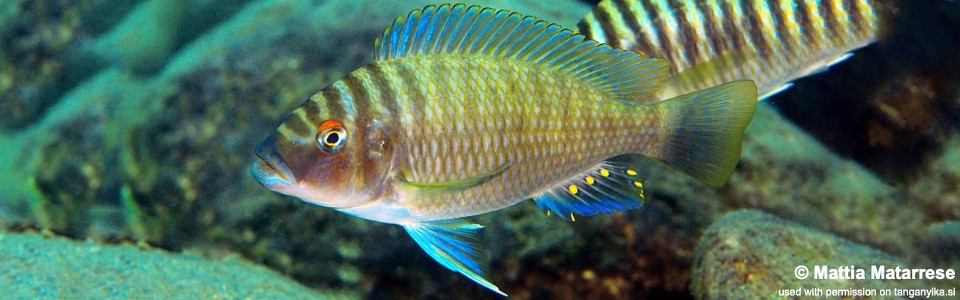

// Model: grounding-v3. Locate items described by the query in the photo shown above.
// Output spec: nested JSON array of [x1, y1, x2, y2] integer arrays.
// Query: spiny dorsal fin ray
[[375, 4, 670, 102], [402, 220, 506, 296], [533, 160, 646, 221]]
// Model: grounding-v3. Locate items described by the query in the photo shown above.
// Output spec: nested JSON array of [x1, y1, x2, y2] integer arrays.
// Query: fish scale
[[251, 4, 759, 295], [368, 57, 659, 217]]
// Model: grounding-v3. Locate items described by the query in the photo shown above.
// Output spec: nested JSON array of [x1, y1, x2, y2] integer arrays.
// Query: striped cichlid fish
[[251, 4, 757, 295], [579, 0, 879, 100]]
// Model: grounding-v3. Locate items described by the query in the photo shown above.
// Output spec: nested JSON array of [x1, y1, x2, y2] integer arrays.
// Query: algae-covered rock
[[690, 210, 931, 299], [0, 0, 256, 130], [0, 231, 352, 299], [0, 0, 125, 130], [728, 104, 927, 256], [2, 0, 958, 299]]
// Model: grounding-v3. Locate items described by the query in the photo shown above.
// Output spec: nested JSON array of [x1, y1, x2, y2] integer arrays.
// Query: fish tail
[[647, 80, 757, 186]]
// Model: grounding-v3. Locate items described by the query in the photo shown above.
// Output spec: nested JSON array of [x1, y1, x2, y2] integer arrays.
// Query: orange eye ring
[[317, 120, 346, 153]]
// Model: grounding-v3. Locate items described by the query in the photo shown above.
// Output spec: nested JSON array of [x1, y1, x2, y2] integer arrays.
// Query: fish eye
[[317, 120, 346, 153]]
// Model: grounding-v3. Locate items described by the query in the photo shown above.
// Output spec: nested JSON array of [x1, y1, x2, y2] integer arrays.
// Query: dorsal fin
[[374, 4, 670, 102]]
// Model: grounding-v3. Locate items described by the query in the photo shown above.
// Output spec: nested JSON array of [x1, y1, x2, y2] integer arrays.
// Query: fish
[[578, 0, 879, 100], [250, 4, 758, 296]]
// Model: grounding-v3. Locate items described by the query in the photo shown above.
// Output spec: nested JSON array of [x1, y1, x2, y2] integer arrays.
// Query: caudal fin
[[649, 80, 758, 186]]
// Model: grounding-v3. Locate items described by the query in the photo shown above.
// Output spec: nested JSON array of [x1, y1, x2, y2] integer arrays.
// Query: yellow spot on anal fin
[[626, 169, 637, 176], [633, 181, 642, 187], [546, 210, 551, 216], [585, 176, 595, 185], [599, 169, 610, 177], [568, 184, 578, 195], [570, 213, 576, 222]]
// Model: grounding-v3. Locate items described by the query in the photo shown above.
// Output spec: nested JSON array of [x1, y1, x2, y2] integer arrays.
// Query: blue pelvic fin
[[533, 160, 646, 221], [402, 220, 506, 296]]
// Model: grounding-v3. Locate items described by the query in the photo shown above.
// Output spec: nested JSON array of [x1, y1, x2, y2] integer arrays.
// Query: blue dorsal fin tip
[[372, 4, 670, 102], [533, 160, 646, 220], [414, 7, 432, 44], [403, 220, 507, 296]]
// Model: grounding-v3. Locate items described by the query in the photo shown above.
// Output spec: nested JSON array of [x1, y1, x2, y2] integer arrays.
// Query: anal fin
[[533, 160, 646, 221], [402, 220, 506, 296]]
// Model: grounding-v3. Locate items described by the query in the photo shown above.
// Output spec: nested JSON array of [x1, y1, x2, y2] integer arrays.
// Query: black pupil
[[325, 132, 340, 145]]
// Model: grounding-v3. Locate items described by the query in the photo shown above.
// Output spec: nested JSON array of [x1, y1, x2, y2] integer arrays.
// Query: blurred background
[[0, 0, 958, 298]]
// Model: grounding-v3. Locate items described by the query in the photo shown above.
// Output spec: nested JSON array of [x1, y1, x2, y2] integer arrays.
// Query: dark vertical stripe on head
[[321, 82, 345, 121], [341, 72, 374, 188], [720, 0, 745, 58], [641, 0, 674, 62], [341, 73, 369, 179], [365, 64, 400, 128], [283, 109, 314, 134], [740, 0, 771, 56], [819, 0, 840, 38], [613, 0, 654, 56], [342, 73, 369, 122], [766, 0, 795, 54], [670, 0, 702, 66], [794, 0, 814, 46], [301, 94, 323, 124], [697, 0, 727, 56], [843, 0, 864, 33], [591, 3, 623, 49]]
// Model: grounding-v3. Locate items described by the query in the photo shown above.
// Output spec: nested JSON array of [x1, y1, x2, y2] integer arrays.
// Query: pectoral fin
[[399, 163, 509, 192], [402, 220, 506, 296]]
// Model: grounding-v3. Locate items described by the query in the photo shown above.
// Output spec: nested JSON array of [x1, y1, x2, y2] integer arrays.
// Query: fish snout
[[251, 136, 296, 188]]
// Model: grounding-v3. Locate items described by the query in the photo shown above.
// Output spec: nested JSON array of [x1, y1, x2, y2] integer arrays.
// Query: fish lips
[[251, 136, 296, 189]]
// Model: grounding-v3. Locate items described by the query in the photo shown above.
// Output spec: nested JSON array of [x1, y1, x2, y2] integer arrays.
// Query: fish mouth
[[251, 137, 296, 189]]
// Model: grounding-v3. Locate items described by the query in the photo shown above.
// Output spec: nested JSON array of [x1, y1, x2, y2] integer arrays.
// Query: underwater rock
[[0, 0, 255, 131], [0, 0, 125, 130], [690, 210, 921, 299], [923, 221, 960, 268], [0, 69, 149, 236], [907, 135, 960, 224], [94, 0, 187, 74], [726, 104, 927, 256], [0, 231, 349, 299]]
